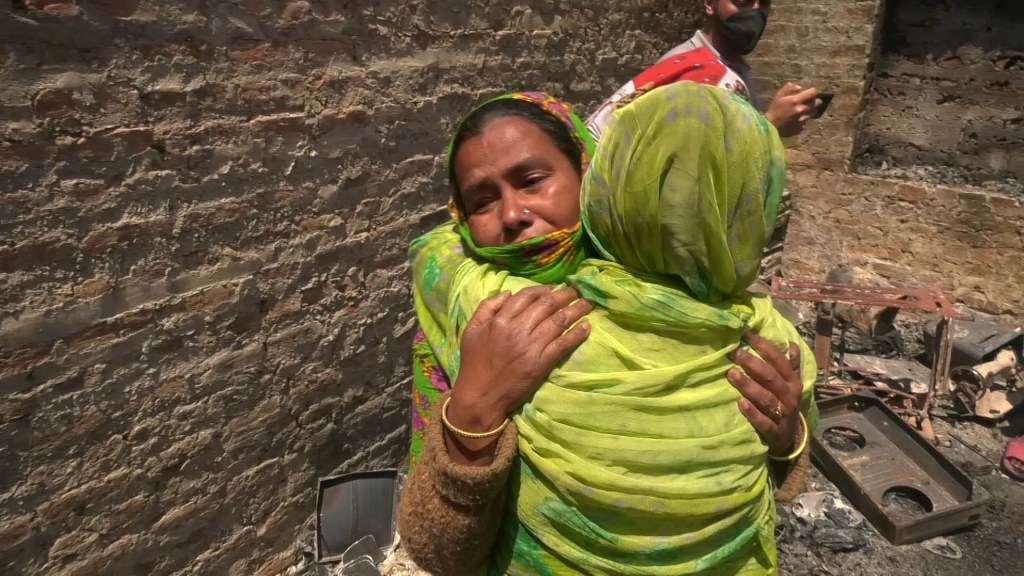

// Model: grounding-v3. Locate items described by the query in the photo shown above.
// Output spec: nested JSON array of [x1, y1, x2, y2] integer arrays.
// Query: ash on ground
[[286, 525, 427, 576], [782, 305, 1024, 576], [854, 159, 1024, 198], [779, 418, 1024, 576]]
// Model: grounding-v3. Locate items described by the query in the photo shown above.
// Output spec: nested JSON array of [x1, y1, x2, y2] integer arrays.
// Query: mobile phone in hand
[[812, 93, 834, 119]]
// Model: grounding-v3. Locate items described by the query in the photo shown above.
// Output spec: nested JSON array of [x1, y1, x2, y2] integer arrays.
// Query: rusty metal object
[[811, 395, 988, 545], [926, 316, 956, 403], [772, 278, 964, 402], [813, 303, 836, 381], [770, 278, 965, 316], [819, 379, 920, 402], [919, 416, 936, 445], [840, 354, 931, 394], [316, 469, 399, 564], [822, 374, 931, 436], [944, 349, 1021, 419], [949, 366, 987, 416], [825, 265, 901, 340]]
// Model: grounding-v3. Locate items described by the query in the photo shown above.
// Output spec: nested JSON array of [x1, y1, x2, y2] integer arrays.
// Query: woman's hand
[[727, 333, 805, 456], [445, 286, 592, 465]]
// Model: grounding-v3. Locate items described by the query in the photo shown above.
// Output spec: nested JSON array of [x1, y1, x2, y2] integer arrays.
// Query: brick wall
[[750, 0, 882, 171], [0, 1, 699, 575], [750, 0, 1024, 317], [855, 0, 1024, 190]]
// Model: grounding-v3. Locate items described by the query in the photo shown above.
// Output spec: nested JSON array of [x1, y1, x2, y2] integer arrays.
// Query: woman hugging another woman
[[400, 83, 817, 575]]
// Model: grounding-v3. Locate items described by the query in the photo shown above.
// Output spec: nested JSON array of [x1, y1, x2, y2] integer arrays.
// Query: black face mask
[[714, 6, 768, 55]]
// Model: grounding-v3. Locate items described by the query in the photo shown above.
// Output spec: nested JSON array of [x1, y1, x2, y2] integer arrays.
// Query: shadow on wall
[[0, 2, 699, 576]]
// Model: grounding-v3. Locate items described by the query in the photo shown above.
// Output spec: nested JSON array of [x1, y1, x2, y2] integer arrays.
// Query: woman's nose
[[500, 194, 533, 230]]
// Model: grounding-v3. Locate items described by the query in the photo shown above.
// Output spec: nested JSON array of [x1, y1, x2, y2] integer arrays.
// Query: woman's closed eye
[[461, 180, 499, 214], [469, 193, 498, 214], [522, 172, 549, 189]]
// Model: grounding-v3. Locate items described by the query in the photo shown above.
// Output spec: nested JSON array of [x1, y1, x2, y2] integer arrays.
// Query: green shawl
[[411, 83, 817, 575]]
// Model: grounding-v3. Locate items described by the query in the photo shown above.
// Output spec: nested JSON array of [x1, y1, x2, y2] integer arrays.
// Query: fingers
[[732, 337, 798, 406], [788, 342, 801, 374], [729, 344, 790, 403], [539, 322, 591, 369], [466, 291, 511, 328], [727, 366, 784, 419], [795, 86, 819, 102], [793, 102, 813, 116], [778, 82, 802, 96], [491, 285, 549, 324], [738, 397, 780, 439], [532, 297, 594, 342], [515, 286, 584, 333]]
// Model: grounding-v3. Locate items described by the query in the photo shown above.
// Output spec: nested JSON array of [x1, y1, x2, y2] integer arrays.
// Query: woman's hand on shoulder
[[726, 333, 805, 456], [449, 286, 593, 431]]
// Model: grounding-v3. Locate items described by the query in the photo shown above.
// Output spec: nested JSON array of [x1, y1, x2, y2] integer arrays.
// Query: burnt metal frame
[[770, 278, 968, 408]]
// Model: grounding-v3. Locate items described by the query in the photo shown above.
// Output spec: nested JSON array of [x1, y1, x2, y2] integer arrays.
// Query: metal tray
[[315, 469, 399, 563], [810, 394, 988, 545]]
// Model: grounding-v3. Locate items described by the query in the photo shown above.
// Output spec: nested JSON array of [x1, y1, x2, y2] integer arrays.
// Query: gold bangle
[[768, 412, 809, 462], [441, 396, 509, 439]]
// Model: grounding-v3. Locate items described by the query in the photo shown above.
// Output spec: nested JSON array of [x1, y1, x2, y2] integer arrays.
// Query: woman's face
[[453, 116, 582, 247]]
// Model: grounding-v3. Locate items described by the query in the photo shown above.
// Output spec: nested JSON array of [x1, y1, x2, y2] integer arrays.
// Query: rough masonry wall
[[855, 0, 1024, 191], [748, 0, 882, 171], [750, 0, 1024, 317], [0, 1, 698, 575]]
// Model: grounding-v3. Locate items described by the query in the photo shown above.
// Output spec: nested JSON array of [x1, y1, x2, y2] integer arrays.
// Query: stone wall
[[750, 0, 1024, 317], [0, 1, 699, 575], [749, 0, 881, 170], [855, 0, 1024, 190]]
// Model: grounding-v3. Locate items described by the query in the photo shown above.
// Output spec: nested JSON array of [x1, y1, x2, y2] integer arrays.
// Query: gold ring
[[770, 404, 785, 421]]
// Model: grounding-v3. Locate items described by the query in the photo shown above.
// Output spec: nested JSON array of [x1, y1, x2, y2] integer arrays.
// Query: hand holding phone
[[767, 84, 830, 137], [812, 92, 834, 119]]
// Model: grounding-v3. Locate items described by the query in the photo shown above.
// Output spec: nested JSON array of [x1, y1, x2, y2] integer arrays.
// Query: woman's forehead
[[455, 118, 560, 177]]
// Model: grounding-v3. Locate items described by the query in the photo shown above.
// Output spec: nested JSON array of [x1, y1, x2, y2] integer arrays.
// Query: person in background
[[586, 0, 822, 286], [587, 0, 822, 140]]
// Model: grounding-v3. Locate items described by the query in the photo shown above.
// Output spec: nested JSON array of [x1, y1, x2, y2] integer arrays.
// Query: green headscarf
[[411, 83, 817, 574], [580, 85, 785, 302], [567, 83, 788, 340]]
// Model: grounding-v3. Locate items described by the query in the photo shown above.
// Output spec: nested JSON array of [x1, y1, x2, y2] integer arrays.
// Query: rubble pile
[[772, 270, 1024, 574]]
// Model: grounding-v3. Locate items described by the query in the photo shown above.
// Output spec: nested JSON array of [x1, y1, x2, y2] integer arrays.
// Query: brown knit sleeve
[[396, 392, 518, 576]]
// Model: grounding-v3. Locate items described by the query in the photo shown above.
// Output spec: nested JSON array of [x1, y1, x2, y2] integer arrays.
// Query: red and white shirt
[[585, 31, 755, 142]]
